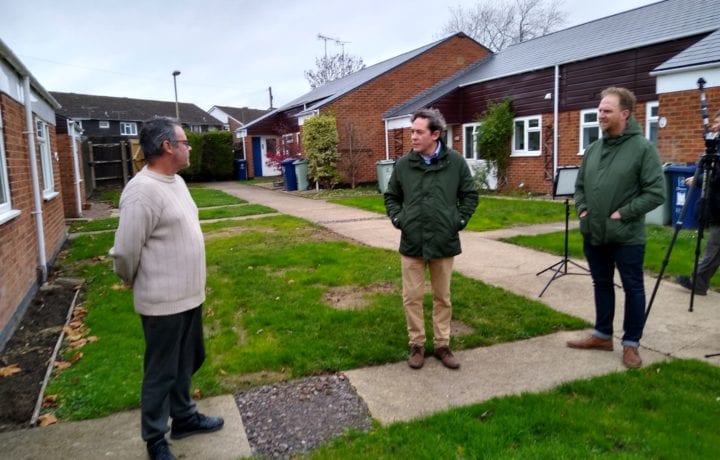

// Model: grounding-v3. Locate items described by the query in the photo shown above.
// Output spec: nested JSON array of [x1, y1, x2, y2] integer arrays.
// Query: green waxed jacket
[[384, 144, 478, 259], [575, 117, 665, 246]]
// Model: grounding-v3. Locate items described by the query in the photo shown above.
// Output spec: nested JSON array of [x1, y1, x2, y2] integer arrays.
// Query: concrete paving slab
[[345, 330, 669, 425], [0, 395, 251, 459]]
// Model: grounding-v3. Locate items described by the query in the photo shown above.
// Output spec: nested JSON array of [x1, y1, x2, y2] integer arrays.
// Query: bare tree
[[338, 122, 372, 188], [440, 0, 567, 52], [304, 53, 366, 89]]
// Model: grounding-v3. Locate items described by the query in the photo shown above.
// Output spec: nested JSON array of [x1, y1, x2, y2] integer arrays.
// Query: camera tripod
[[645, 78, 720, 359], [536, 196, 590, 297]]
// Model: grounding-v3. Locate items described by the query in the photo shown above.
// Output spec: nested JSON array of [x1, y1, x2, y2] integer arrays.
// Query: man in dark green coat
[[384, 108, 478, 370], [567, 87, 665, 368]]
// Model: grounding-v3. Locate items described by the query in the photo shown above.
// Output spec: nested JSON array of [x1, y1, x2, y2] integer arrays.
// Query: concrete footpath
[[1, 182, 718, 459]]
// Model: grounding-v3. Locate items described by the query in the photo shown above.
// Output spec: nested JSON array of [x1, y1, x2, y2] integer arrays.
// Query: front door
[[252, 137, 262, 177]]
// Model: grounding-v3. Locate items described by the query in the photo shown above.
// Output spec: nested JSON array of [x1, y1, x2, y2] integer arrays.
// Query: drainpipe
[[553, 64, 560, 177], [23, 76, 48, 282], [69, 120, 83, 217], [384, 119, 389, 160]]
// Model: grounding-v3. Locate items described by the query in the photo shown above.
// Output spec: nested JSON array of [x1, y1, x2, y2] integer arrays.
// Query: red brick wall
[[323, 35, 490, 184], [56, 132, 86, 218], [656, 88, 720, 164], [0, 93, 67, 336]]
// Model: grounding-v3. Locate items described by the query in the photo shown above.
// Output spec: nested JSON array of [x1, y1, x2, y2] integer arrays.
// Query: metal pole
[[172, 70, 181, 119]]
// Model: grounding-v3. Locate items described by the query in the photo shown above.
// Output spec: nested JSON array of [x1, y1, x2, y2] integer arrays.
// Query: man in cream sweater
[[111, 117, 223, 460]]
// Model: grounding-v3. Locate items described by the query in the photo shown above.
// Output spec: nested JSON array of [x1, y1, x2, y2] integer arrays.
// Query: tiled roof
[[244, 33, 480, 129], [385, 0, 720, 118], [213, 105, 271, 124], [654, 28, 720, 72], [50, 92, 221, 126]]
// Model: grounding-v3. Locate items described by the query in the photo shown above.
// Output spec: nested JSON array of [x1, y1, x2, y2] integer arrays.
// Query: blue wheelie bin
[[282, 158, 298, 191], [666, 164, 699, 229]]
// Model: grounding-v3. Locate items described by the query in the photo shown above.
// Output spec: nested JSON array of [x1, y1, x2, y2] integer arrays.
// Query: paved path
[[2, 182, 717, 458]]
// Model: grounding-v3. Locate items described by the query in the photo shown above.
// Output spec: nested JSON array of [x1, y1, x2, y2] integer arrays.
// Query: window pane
[[651, 106, 658, 117], [528, 131, 540, 151], [583, 127, 599, 148], [514, 121, 525, 150], [464, 126, 474, 159], [583, 112, 597, 123], [528, 118, 539, 128], [648, 122, 658, 145]]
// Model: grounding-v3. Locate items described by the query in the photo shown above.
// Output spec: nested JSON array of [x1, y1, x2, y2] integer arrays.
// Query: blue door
[[252, 137, 263, 177]]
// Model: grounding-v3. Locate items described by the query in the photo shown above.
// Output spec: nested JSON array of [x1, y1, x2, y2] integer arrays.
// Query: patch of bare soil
[[0, 278, 79, 432], [323, 283, 396, 310]]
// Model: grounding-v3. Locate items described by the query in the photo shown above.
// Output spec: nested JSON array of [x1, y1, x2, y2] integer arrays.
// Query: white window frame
[[646, 101, 659, 145], [120, 122, 138, 136], [99, 120, 110, 129], [579, 108, 602, 154], [0, 109, 13, 219], [512, 115, 542, 157], [462, 122, 481, 160], [37, 119, 56, 198]]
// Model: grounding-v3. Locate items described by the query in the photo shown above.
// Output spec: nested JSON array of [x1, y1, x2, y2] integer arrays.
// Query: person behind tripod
[[676, 110, 720, 296], [567, 87, 665, 368]]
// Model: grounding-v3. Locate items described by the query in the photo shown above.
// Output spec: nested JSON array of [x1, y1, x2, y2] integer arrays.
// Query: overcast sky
[[0, 0, 657, 112]]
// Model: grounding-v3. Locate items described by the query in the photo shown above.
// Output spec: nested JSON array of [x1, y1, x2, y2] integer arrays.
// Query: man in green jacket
[[384, 108, 478, 370], [567, 87, 665, 368]]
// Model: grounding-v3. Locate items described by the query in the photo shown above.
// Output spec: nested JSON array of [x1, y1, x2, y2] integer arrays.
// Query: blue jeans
[[583, 242, 646, 346]]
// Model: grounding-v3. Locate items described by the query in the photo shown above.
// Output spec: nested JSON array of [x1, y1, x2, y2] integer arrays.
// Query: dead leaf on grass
[[192, 389, 202, 400], [42, 395, 58, 408], [71, 352, 83, 363], [87, 336, 99, 343], [68, 338, 88, 349], [0, 363, 21, 377], [54, 361, 72, 370], [38, 414, 57, 427]]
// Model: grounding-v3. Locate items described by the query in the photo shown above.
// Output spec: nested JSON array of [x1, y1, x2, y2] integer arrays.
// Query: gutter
[[553, 65, 560, 177], [23, 76, 48, 282]]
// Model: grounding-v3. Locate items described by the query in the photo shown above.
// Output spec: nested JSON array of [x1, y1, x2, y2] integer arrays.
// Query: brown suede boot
[[407, 344, 424, 369], [434, 346, 460, 369], [622, 346, 642, 368], [566, 335, 613, 351]]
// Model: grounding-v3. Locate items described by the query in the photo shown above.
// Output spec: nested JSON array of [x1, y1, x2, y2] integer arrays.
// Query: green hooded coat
[[384, 145, 478, 259], [575, 117, 665, 246]]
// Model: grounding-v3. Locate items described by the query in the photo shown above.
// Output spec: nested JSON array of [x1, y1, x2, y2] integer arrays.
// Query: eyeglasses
[[171, 139, 190, 147]]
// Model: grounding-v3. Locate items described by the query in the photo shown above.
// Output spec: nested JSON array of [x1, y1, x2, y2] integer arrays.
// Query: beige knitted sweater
[[110, 167, 206, 316]]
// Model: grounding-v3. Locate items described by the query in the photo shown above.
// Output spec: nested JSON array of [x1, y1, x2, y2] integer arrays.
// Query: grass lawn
[[330, 195, 566, 231], [47, 215, 587, 420], [504, 225, 720, 290], [311, 359, 720, 459]]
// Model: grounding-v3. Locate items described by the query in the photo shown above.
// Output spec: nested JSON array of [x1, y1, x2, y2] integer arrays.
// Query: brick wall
[[56, 132, 86, 218], [322, 35, 490, 184], [656, 88, 720, 164], [0, 93, 67, 339]]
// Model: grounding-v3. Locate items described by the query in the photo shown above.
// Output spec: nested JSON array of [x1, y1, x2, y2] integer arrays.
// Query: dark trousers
[[140, 305, 205, 442], [693, 224, 720, 292], [583, 242, 646, 345]]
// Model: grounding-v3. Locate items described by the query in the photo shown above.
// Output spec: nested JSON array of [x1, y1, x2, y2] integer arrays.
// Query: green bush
[[182, 131, 203, 179], [201, 131, 234, 180], [477, 99, 514, 188], [304, 114, 340, 189]]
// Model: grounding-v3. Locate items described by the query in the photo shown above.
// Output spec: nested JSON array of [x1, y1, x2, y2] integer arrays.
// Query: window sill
[[0, 209, 21, 225], [510, 151, 541, 158], [43, 191, 60, 201]]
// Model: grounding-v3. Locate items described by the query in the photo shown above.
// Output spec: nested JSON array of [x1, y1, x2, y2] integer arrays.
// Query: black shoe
[[170, 412, 224, 440], [676, 276, 707, 295], [147, 438, 176, 460]]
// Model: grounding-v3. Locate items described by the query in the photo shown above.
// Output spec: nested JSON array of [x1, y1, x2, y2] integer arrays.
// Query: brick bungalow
[[0, 38, 66, 350], [238, 33, 491, 181], [384, 0, 720, 193]]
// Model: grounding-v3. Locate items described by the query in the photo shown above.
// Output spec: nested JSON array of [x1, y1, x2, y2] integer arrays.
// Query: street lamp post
[[172, 70, 181, 120]]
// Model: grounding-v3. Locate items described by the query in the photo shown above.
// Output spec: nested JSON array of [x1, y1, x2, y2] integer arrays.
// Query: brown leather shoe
[[408, 344, 424, 369], [566, 335, 613, 351], [623, 346, 642, 368], [434, 346, 460, 369]]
